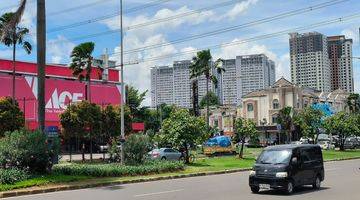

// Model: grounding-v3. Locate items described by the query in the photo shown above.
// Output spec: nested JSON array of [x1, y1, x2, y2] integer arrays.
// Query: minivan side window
[[301, 148, 321, 162]]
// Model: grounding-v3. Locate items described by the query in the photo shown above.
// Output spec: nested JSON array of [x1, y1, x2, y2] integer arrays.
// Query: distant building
[[327, 35, 354, 92], [289, 32, 331, 92], [236, 54, 276, 101], [218, 59, 237, 106], [238, 78, 350, 144], [150, 60, 213, 108]]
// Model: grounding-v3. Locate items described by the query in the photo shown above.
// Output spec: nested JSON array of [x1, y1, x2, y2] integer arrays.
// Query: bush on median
[[53, 161, 184, 177], [0, 168, 29, 185]]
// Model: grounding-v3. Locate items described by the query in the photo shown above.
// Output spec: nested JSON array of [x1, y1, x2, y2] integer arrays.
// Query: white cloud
[[47, 35, 75, 64], [217, 0, 259, 21], [341, 28, 359, 45]]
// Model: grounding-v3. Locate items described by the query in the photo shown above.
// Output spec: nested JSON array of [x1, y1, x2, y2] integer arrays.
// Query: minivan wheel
[[285, 181, 294, 194], [251, 186, 260, 193], [161, 157, 167, 160], [313, 176, 321, 190]]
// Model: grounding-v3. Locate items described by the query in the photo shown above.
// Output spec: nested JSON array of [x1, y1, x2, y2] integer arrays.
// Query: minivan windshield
[[257, 149, 292, 164]]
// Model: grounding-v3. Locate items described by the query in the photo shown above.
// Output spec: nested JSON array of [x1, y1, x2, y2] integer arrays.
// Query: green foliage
[[0, 129, 60, 173], [69, 42, 97, 82], [60, 101, 102, 140], [0, 12, 32, 54], [293, 107, 324, 140], [200, 92, 220, 109], [0, 168, 29, 184], [347, 93, 360, 113], [124, 134, 152, 165], [53, 161, 184, 177], [158, 109, 207, 163], [234, 118, 258, 158], [277, 106, 293, 142], [323, 112, 360, 150], [0, 97, 25, 137], [126, 85, 147, 117], [101, 105, 132, 139], [108, 138, 121, 163]]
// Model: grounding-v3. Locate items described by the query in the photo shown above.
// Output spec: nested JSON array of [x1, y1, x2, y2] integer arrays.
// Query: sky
[[0, 0, 359, 106]]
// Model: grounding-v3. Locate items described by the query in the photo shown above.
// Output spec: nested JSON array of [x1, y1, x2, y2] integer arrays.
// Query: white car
[[318, 141, 335, 150]]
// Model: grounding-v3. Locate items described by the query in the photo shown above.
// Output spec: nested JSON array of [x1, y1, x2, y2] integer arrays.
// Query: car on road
[[344, 137, 360, 149], [317, 141, 335, 150], [249, 144, 324, 194], [147, 148, 184, 161]]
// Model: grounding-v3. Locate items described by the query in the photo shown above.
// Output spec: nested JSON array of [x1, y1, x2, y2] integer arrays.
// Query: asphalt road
[[7, 159, 360, 200]]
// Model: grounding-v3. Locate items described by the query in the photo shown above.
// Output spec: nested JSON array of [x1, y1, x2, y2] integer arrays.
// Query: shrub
[[53, 161, 184, 177], [0, 97, 25, 138], [0, 129, 60, 173], [0, 168, 29, 184], [124, 134, 152, 165]]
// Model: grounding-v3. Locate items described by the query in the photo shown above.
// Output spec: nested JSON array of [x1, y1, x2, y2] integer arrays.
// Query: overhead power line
[[47, 0, 174, 33], [47, 0, 115, 16], [0, 0, 35, 12], [125, 13, 360, 64], [51, 0, 348, 48]]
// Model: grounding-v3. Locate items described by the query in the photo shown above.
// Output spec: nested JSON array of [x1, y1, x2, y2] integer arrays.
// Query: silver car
[[148, 148, 184, 161]]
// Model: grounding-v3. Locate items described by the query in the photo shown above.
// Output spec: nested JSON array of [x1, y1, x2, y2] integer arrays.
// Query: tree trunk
[[184, 142, 189, 164], [239, 138, 245, 159], [206, 76, 210, 131], [82, 142, 85, 162], [37, 0, 46, 133], [12, 41, 16, 104]]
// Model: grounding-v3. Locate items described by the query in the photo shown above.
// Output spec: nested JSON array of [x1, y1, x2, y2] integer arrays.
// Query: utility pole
[[120, 0, 125, 165], [37, 0, 46, 133]]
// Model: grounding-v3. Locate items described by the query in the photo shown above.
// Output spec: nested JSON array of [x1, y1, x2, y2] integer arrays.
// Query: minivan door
[[299, 148, 315, 184]]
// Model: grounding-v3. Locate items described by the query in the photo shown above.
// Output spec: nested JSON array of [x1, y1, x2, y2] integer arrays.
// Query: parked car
[[344, 137, 360, 149], [317, 141, 335, 150], [147, 148, 184, 161], [249, 144, 324, 194], [98, 143, 121, 152]]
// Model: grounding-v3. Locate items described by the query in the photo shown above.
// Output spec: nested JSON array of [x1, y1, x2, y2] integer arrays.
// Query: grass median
[[1, 148, 360, 193]]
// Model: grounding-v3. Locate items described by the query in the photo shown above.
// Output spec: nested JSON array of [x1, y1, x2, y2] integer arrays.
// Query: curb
[[1, 157, 360, 198]]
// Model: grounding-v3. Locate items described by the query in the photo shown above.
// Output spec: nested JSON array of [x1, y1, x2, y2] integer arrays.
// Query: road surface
[[7, 159, 360, 200]]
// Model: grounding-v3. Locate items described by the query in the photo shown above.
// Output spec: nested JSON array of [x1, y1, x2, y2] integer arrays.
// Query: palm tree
[[0, 0, 31, 104], [190, 49, 224, 129], [70, 42, 102, 162], [277, 106, 293, 143], [346, 93, 360, 113], [37, 0, 46, 133]]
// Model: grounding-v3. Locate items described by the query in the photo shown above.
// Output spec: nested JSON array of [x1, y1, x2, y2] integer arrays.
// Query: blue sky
[[0, 0, 359, 105]]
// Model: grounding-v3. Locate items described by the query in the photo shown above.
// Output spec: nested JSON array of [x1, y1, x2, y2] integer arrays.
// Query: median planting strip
[[1, 155, 360, 199]]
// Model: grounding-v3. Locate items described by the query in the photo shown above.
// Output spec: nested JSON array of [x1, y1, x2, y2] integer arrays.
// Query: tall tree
[[323, 112, 360, 151], [70, 42, 100, 103], [293, 107, 323, 142], [347, 93, 360, 113], [277, 106, 293, 143], [125, 85, 147, 118], [190, 50, 224, 129], [159, 109, 207, 163], [199, 91, 220, 109], [0, 97, 25, 137], [0, 5, 32, 104], [234, 118, 258, 158], [37, 0, 46, 132]]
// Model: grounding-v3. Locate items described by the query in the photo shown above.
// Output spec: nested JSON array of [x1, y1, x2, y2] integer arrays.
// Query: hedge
[[0, 168, 29, 184], [53, 161, 185, 177]]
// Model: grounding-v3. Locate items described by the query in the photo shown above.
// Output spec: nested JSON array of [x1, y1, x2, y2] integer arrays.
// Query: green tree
[[293, 107, 323, 142], [234, 118, 258, 158], [158, 109, 207, 163], [347, 93, 360, 113], [70, 42, 102, 103], [101, 104, 132, 141], [323, 112, 360, 151], [60, 101, 102, 161], [277, 106, 293, 143], [0, 9, 32, 104], [0, 97, 24, 137], [190, 50, 225, 128], [200, 91, 220, 109], [123, 134, 152, 165], [125, 85, 147, 116]]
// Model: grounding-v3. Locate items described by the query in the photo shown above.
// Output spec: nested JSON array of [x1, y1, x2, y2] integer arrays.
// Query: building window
[[272, 114, 278, 124], [272, 99, 280, 109], [247, 103, 254, 112]]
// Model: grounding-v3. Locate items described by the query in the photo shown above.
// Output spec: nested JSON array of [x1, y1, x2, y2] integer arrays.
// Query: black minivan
[[249, 144, 324, 194]]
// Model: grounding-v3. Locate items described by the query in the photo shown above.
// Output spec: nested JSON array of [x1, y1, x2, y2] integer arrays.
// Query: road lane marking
[[134, 189, 184, 197]]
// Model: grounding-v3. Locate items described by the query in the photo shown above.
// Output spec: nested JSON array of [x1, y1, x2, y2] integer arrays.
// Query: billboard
[[0, 73, 122, 127]]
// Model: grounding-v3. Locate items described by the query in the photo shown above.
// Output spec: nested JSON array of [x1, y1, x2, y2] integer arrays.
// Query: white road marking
[[134, 189, 184, 197]]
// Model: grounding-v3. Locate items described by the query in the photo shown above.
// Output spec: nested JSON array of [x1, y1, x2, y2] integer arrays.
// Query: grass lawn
[[1, 148, 360, 193]]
